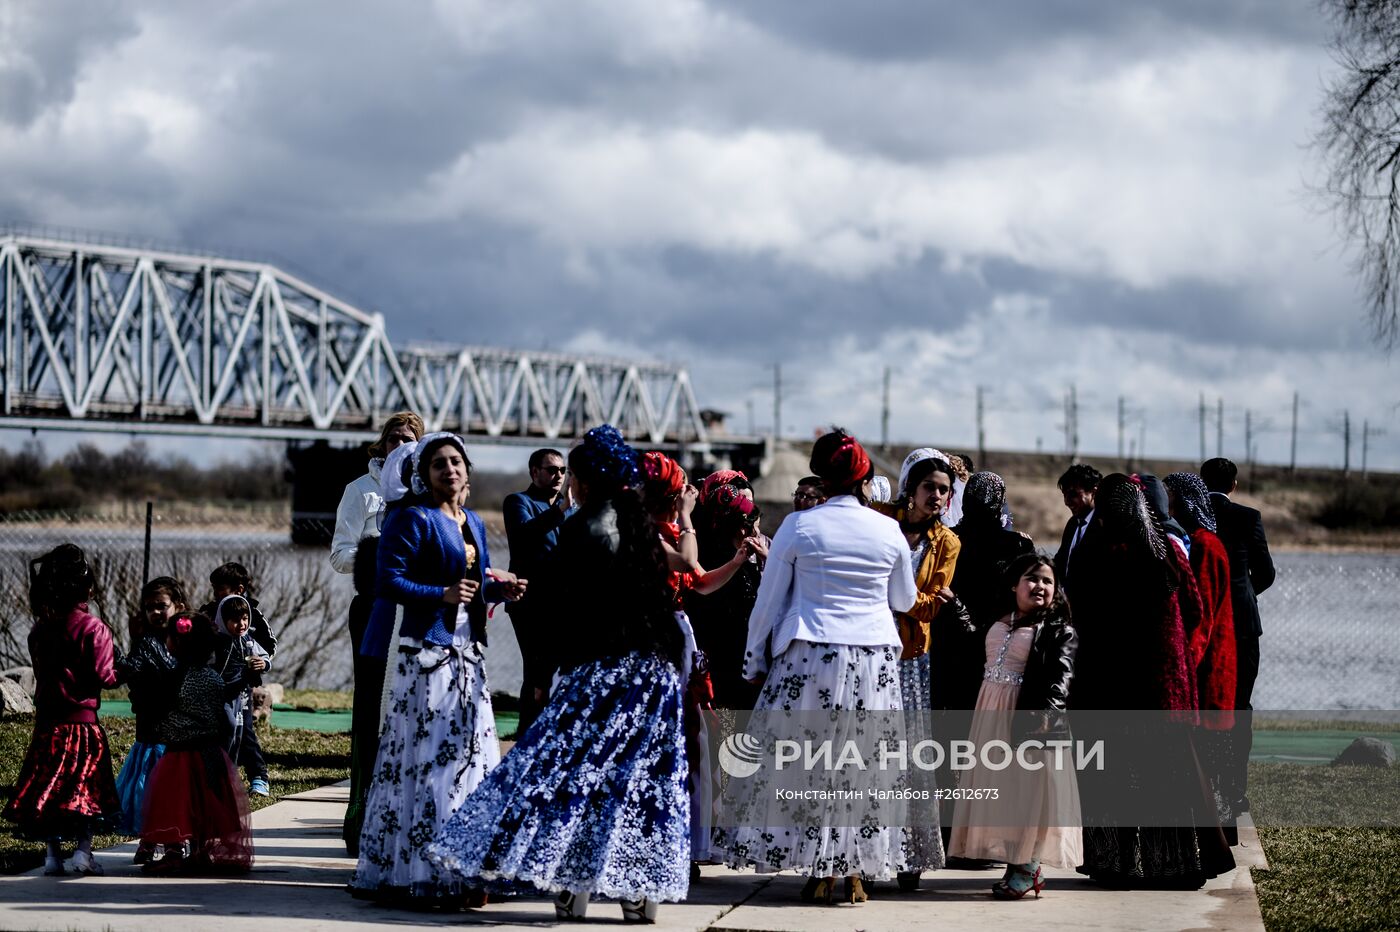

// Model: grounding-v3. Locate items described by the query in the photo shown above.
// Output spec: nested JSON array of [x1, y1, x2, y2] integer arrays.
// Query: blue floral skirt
[[425, 651, 690, 902], [114, 740, 165, 835]]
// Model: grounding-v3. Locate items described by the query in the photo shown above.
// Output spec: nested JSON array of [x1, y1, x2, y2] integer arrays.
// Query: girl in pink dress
[[949, 553, 1082, 899]]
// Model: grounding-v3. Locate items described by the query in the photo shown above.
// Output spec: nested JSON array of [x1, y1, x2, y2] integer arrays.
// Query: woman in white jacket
[[723, 429, 918, 905], [331, 410, 423, 856]]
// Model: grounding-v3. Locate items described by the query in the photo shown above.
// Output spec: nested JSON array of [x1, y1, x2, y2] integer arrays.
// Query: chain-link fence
[[0, 506, 519, 693], [1254, 551, 1398, 711], [0, 509, 1394, 709]]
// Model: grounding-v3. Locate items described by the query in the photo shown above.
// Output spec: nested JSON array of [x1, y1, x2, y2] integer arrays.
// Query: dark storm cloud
[[0, 1, 138, 127], [709, 0, 1326, 63]]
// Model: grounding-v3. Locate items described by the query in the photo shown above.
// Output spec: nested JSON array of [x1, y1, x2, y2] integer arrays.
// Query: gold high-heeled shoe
[[800, 876, 837, 904], [844, 876, 867, 904]]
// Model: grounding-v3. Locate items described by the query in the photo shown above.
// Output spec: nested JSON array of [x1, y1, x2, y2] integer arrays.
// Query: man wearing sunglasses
[[504, 449, 574, 733], [791, 475, 827, 512]]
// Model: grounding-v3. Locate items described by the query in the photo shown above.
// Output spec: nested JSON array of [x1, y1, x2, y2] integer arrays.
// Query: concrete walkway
[[0, 781, 1269, 931]]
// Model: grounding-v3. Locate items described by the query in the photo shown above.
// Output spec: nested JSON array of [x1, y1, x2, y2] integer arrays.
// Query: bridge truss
[[0, 232, 709, 449]]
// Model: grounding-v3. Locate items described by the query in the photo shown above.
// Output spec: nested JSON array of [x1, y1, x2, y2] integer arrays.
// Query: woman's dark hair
[[599, 482, 685, 669], [140, 576, 187, 609], [698, 502, 762, 569], [29, 543, 95, 621], [566, 428, 682, 668], [1001, 552, 1071, 627], [168, 612, 216, 666], [810, 428, 875, 502]]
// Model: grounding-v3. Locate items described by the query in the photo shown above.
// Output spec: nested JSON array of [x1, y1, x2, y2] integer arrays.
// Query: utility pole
[[746, 398, 755, 436], [976, 385, 987, 470], [1361, 421, 1385, 480], [1245, 409, 1254, 492], [1290, 391, 1299, 476], [1362, 419, 1370, 480], [880, 366, 891, 452], [1199, 392, 1207, 462], [1069, 383, 1080, 463], [1245, 409, 1254, 465], [1117, 395, 1126, 465], [1343, 410, 1351, 477], [1216, 396, 1224, 458], [773, 364, 782, 440]]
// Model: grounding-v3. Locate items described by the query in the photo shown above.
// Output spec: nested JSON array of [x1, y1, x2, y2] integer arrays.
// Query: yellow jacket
[[871, 502, 961, 659]]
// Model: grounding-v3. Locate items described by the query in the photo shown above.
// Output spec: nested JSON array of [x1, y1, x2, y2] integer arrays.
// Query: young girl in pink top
[[3, 544, 120, 876]]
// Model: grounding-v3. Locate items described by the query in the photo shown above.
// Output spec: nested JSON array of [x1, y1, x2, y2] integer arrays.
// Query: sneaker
[[42, 857, 65, 876], [71, 850, 104, 876], [133, 843, 155, 865], [250, 777, 271, 797]]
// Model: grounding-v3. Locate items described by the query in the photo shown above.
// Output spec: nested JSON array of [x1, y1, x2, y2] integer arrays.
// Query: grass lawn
[[1251, 761, 1400, 931], [0, 713, 349, 874]]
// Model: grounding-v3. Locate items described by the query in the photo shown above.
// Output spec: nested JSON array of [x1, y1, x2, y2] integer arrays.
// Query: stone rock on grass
[[0, 678, 35, 717], [1, 666, 35, 696], [1331, 736, 1397, 768], [252, 686, 274, 724], [264, 682, 284, 705]]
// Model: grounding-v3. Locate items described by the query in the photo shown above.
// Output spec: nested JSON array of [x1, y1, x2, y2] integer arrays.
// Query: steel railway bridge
[[0, 229, 766, 531], [0, 229, 740, 451]]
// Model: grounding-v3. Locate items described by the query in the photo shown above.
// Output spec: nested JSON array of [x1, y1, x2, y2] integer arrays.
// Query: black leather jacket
[[1012, 612, 1078, 739]]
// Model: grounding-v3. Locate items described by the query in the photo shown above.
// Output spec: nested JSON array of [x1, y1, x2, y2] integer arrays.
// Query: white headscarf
[[409, 432, 468, 497], [869, 475, 892, 503], [897, 447, 952, 499], [379, 440, 418, 505]]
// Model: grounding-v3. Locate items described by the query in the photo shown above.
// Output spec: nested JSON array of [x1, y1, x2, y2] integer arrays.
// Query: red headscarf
[[818, 434, 872, 489], [699, 469, 748, 506], [710, 482, 756, 517], [642, 451, 686, 497]]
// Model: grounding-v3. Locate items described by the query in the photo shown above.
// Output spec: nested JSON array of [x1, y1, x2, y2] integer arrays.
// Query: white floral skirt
[[351, 632, 499, 900], [722, 640, 942, 878]]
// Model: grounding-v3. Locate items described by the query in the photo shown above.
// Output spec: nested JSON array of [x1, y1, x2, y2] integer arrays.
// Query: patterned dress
[[722, 640, 937, 878], [425, 651, 689, 901]]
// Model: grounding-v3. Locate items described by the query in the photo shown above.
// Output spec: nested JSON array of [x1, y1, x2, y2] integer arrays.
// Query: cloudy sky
[[2, 0, 1396, 470]]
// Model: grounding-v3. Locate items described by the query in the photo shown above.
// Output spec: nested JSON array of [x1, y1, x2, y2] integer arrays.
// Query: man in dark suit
[[1055, 463, 1102, 597], [1202, 457, 1276, 815], [504, 448, 572, 734]]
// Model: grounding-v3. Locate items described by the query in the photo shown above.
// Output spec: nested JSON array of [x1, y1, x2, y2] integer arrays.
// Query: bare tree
[[1318, 0, 1400, 348]]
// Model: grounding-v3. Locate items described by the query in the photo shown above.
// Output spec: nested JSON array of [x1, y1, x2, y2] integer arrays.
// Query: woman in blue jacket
[[350, 432, 525, 907]]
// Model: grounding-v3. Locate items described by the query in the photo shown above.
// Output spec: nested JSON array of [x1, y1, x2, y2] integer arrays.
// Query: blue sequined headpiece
[[576, 424, 641, 489]]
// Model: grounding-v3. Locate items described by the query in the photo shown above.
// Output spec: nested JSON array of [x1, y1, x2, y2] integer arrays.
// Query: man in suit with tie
[[1054, 463, 1102, 597], [1201, 457, 1276, 816]]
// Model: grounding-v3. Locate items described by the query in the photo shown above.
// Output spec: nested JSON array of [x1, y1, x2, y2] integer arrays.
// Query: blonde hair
[[368, 411, 425, 459]]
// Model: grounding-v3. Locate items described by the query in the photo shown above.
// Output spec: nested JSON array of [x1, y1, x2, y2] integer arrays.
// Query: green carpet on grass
[[99, 698, 520, 737]]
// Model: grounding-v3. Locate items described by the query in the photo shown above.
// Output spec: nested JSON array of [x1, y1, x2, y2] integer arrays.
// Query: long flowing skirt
[[352, 634, 499, 900], [722, 641, 939, 878], [142, 746, 253, 870], [897, 653, 946, 871], [3, 722, 118, 840], [425, 651, 690, 903], [114, 740, 166, 835], [947, 681, 1083, 868], [1077, 722, 1234, 887]]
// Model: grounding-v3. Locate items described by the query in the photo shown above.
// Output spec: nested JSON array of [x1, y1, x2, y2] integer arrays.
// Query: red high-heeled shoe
[[991, 865, 1044, 900]]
